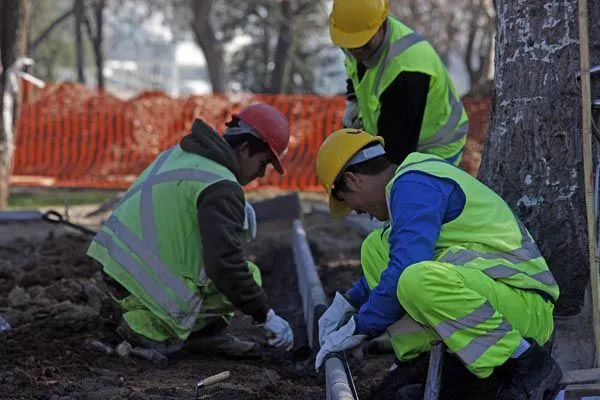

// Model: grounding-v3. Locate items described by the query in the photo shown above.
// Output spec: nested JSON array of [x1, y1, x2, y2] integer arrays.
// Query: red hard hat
[[233, 103, 290, 174]]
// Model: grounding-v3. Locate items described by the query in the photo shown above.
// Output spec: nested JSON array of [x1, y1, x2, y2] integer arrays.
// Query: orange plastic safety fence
[[14, 81, 491, 190]]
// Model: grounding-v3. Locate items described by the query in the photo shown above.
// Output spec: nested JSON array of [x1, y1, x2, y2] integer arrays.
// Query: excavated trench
[[0, 211, 404, 400]]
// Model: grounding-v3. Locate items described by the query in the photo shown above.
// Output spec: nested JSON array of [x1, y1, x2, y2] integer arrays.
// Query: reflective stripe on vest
[[418, 93, 469, 151], [373, 32, 426, 95], [438, 218, 557, 287], [370, 32, 467, 151], [434, 301, 513, 365], [390, 157, 557, 289], [387, 314, 426, 337], [96, 146, 223, 330]]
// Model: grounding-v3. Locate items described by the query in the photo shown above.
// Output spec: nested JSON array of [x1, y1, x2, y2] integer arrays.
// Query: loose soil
[[0, 208, 401, 400]]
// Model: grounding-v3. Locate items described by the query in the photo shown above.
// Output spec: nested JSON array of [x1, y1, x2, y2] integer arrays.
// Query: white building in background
[[102, 37, 210, 99]]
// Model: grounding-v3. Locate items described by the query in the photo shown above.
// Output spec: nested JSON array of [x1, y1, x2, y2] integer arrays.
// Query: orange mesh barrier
[[14, 81, 490, 191]]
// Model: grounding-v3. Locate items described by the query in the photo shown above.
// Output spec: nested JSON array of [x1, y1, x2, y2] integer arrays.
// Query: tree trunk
[[478, 0, 600, 315], [0, 0, 27, 209], [94, 0, 104, 90], [83, 0, 105, 90], [74, 0, 85, 83], [269, 1, 294, 94], [190, 0, 226, 93]]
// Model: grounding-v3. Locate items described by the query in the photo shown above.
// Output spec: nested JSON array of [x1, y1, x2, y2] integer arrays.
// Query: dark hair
[[333, 145, 394, 197], [224, 118, 270, 156]]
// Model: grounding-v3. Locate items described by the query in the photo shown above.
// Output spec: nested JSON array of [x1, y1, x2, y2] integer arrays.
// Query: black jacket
[[348, 66, 431, 165], [180, 119, 269, 323]]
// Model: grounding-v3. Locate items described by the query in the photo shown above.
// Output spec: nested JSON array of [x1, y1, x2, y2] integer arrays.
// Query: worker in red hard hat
[[87, 103, 294, 361]]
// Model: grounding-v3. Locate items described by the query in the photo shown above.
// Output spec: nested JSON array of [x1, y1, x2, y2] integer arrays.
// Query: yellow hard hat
[[316, 129, 385, 217], [329, 0, 389, 48]]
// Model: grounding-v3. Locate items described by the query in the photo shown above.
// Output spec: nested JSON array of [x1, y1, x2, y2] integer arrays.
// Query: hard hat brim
[[329, 17, 381, 49], [271, 151, 284, 175], [328, 194, 353, 218]]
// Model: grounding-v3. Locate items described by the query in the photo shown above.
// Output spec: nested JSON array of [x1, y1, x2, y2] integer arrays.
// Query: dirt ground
[[0, 203, 404, 400]]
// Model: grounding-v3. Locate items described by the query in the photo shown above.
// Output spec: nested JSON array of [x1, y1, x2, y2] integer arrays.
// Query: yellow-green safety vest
[[345, 17, 469, 163], [87, 145, 240, 339], [384, 153, 559, 301]]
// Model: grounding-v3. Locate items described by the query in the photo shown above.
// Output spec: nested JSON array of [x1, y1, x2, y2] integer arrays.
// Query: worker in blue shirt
[[314, 129, 562, 400]]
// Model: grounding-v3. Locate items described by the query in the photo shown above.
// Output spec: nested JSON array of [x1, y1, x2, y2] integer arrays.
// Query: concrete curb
[[291, 219, 356, 400]]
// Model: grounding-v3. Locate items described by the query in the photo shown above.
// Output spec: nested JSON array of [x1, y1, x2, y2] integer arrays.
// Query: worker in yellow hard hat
[[314, 129, 562, 400], [329, 0, 469, 166]]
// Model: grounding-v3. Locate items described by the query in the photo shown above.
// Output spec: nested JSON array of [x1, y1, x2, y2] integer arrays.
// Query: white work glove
[[242, 201, 257, 244], [342, 99, 363, 129], [318, 292, 356, 346], [263, 309, 294, 351], [315, 316, 367, 370]]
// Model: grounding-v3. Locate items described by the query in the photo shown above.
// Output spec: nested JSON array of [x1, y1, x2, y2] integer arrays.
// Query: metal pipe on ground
[[291, 219, 357, 400]]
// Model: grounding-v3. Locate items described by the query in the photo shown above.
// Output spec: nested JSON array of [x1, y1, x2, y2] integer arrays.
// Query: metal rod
[[424, 342, 445, 400], [292, 219, 357, 400]]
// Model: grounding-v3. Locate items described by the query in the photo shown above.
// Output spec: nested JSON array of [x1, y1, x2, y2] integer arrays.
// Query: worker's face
[[334, 172, 389, 221], [236, 143, 273, 185], [347, 25, 385, 63]]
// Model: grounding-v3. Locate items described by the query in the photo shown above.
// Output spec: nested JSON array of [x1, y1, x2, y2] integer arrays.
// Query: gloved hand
[[342, 99, 363, 129], [318, 292, 356, 346], [242, 201, 257, 244], [263, 309, 294, 351], [315, 316, 367, 370]]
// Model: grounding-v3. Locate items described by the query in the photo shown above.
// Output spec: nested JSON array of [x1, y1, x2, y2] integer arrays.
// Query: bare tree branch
[[30, 6, 75, 51]]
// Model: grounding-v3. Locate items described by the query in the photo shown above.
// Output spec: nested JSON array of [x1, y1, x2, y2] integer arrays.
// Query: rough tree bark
[[0, 0, 27, 209], [190, 0, 226, 93], [478, 0, 600, 315]]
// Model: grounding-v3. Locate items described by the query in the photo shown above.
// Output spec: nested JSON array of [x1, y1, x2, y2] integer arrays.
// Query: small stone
[[8, 286, 30, 306]]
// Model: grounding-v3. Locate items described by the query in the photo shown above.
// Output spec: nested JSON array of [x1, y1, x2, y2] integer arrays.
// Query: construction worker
[[314, 129, 562, 399], [87, 103, 294, 360], [329, 0, 469, 166]]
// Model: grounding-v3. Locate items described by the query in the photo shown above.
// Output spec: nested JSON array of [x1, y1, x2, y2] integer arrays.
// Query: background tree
[[27, 0, 78, 81], [223, 0, 327, 93], [145, 0, 329, 94], [478, 0, 600, 315], [391, 0, 495, 93], [0, 0, 28, 208], [83, 0, 106, 90]]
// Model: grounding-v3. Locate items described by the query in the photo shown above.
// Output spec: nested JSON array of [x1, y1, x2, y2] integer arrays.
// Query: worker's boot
[[186, 319, 261, 359], [115, 321, 184, 355], [395, 353, 502, 400], [371, 354, 429, 400], [395, 384, 424, 400], [496, 343, 562, 400]]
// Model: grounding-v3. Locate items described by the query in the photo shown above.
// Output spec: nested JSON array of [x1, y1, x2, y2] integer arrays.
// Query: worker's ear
[[343, 171, 362, 192], [235, 141, 250, 159]]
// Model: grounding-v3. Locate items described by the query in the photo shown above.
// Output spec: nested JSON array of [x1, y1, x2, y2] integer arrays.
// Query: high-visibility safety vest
[[384, 153, 560, 301], [87, 145, 240, 340], [345, 17, 469, 163]]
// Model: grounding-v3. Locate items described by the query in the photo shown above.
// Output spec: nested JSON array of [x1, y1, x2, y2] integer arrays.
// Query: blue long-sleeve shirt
[[346, 171, 466, 337]]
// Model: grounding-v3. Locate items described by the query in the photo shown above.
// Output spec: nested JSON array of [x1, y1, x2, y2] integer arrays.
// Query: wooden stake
[[577, 0, 600, 368]]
